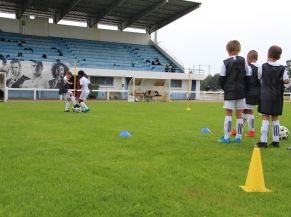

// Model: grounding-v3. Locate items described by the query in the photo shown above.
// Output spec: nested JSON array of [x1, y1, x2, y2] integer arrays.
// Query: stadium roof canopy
[[0, 0, 201, 33]]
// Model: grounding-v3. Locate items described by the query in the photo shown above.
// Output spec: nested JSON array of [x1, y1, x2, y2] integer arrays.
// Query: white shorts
[[62, 91, 72, 100], [79, 90, 89, 100], [223, 99, 245, 110], [245, 104, 256, 110]]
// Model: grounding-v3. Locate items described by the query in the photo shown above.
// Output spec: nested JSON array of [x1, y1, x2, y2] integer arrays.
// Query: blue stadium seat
[[0, 32, 181, 72]]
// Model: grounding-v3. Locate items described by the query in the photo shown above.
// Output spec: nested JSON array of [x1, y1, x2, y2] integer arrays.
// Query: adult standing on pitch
[[78, 70, 91, 113]]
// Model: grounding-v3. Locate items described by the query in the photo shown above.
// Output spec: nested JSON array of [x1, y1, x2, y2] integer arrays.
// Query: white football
[[73, 107, 82, 113], [279, 126, 289, 140]]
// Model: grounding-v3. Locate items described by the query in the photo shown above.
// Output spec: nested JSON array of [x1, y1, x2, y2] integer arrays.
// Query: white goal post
[[128, 77, 170, 102], [0, 72, 6, 102]]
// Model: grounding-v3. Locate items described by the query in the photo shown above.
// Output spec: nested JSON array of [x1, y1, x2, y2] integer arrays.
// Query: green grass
[[0, 101, 291, 217]]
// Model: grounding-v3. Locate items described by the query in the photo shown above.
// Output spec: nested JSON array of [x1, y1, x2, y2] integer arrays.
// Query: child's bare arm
[[65, 80, 73, 85]]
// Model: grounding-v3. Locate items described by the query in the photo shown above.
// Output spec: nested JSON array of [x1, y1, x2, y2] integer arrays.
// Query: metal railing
[[4, 88, 291, 101]]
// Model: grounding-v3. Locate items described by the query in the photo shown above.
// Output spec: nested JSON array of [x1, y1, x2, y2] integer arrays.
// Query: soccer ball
[[73, 107, 82, 113], [279, 126, 289, 140]]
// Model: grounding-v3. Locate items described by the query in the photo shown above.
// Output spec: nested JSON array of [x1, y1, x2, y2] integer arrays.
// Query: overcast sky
[[1, 0, 290, 75], [157, 0, 291, 74]]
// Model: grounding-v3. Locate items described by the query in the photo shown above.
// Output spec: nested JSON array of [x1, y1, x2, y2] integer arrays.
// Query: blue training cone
[[200, 128, 211, 133], [119, 131, 131, 137]]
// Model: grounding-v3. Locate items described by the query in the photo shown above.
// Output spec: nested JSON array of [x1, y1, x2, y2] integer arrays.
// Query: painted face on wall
[[56, 65, 65, 81], [31, 61, 42, 78], [11, 62, 21, 77]]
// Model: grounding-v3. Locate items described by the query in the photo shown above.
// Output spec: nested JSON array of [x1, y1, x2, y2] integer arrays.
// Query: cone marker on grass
[[240, 147, 270, 192]]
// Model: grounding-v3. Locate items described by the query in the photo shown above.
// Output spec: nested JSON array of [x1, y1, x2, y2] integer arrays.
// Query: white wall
[[0, 17, 151, 45], [19, 16, 49, 36], [49, 24, 150, 45], [0, 17, 19, 33], [196, 80, 200, 92]]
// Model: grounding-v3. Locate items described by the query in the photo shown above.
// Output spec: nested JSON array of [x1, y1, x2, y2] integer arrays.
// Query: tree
[[200, 73, 221, 91]]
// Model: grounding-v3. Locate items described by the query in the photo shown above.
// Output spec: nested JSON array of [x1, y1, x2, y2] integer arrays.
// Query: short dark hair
[[51, 62, 69, 78], [66, 71, 72, 76], [268, 45, 282, 60], [78, 70, 85, 77]]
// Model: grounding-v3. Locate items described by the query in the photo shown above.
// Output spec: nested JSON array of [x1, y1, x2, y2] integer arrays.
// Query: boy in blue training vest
[[218, 40, 250, 143], [256, 45, 289, 148]]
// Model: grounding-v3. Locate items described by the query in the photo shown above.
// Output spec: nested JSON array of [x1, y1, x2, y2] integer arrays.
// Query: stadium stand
[[0, 0, 204, 101], [0, 31, 181, 72]]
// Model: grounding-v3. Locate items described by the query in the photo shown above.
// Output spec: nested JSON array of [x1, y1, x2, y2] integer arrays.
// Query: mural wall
[[0, 58, 70, 89]]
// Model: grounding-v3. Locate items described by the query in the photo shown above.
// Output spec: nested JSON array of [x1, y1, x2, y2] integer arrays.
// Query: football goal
[[128, 78, 170, 102]]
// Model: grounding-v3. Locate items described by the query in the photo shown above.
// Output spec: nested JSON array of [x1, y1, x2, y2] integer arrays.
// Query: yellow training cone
[[240, 147, 271, 192], [185, 107, 191, 111]]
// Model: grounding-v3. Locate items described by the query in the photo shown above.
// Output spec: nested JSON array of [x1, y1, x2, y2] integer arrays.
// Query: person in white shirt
[[78, 70, 92, 112]]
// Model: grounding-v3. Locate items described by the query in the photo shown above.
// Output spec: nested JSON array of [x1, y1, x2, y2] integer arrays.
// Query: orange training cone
[[240, 147, 271, 192]]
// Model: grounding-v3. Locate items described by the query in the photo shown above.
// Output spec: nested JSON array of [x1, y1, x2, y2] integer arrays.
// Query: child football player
[[59, 71, 79, 112], [78, 70, 92, 112], [256, 45, 289, 148], [218, 40, 250, 143], [243, 50, 260, 137]]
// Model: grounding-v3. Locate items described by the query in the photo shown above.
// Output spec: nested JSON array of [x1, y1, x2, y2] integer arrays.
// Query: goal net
[[128, 78, 170, 102]]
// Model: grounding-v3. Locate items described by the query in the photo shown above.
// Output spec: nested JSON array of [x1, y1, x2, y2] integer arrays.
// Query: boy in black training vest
[[256, 46, 289, 148], [218, 40, 250, 143], [243, 50, 260, 137]]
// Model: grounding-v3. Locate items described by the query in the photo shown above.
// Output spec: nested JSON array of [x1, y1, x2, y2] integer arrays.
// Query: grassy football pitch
[[0, 101, 290, 217]]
